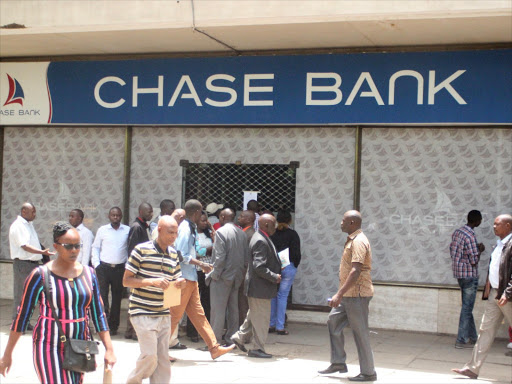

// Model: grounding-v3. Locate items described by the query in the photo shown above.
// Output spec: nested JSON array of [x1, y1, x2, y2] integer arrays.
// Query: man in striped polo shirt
[[123, 216, 185, 384]]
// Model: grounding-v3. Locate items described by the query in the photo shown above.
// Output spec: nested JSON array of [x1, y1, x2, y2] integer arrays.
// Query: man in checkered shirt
[[450, 210, 485, 349]]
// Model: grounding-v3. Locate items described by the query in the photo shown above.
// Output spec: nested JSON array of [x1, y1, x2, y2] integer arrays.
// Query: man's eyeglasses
[[56, 243, 82, 250]]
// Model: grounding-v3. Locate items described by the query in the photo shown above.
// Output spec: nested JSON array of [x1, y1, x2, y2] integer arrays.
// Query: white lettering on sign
[[94, 76, 126, 108], [168, 75, 203, 107], [345, 72, 384, 106], [389, 70, 424, 105], [92, 70, 467, 109], [205, 74, 237, 107], [306, 73, 342, 106], [243, 74, 274, 106], [133, 76, 163, 107], [428, 70, 467, 105]]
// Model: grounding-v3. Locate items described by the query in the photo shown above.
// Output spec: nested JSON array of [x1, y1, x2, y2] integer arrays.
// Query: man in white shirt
[[68, 209, 94, 266], [9, 203, 55, 321], [453, 214, 512, 380], [91, 206, 130, 335]]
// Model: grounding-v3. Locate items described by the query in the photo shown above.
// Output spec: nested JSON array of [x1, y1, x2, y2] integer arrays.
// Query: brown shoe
[[452, 368, 478, 379], [210, 344, 236, 360]]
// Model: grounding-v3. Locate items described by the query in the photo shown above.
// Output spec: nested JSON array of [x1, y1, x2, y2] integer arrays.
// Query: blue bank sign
[[0, 49, 510, 125]]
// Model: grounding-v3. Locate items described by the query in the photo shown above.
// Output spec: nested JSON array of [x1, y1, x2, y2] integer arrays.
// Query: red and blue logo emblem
[[3, 74, 25, 107]]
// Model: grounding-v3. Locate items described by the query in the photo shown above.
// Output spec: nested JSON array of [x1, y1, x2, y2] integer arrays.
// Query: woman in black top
[[269, 209, 301, 335]]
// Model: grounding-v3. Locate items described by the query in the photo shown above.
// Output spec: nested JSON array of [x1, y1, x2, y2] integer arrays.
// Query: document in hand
[[163, 282, 181, 308], [278, 248, 290, 269]]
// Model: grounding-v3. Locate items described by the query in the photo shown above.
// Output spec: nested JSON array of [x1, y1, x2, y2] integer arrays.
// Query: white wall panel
[[1, 127, 126, 260], [361, 128, 512, 285]]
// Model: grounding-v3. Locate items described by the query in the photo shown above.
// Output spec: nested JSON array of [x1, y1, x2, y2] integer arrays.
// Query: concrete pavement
[[0, 299, 510, 383]]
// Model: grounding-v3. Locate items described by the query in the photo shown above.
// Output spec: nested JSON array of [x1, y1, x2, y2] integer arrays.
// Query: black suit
[[233, 230, 280, 352]]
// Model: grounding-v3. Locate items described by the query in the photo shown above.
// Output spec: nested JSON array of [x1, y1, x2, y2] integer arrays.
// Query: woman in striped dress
[[0, 222, 116, 383]]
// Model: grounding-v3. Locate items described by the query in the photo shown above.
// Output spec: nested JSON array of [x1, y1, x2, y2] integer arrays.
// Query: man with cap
[[206, 203, 224, 230]]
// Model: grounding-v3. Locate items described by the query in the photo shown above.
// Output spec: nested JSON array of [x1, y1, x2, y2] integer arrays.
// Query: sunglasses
[[56, 243, 82, 250]]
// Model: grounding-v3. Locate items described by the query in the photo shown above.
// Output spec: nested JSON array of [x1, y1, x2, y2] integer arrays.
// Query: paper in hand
[[163, 282, 181, 308], [278, 248, 290, 269]]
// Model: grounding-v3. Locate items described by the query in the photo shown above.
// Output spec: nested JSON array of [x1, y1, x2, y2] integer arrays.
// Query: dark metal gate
[[180, 161, 299, 212]]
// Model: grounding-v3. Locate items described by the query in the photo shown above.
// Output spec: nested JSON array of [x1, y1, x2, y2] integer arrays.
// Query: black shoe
[[348, 373, 377, 382], [230, 337, 247, 352], [170, 342, 187, 350], [276, 329, 289, 335], [248, 349, 272, 358], [268, 327, 276, 333], [318, 363, 348, 374]]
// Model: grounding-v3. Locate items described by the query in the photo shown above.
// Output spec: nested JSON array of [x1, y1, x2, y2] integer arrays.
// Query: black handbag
[[42, 266, 99, 373]]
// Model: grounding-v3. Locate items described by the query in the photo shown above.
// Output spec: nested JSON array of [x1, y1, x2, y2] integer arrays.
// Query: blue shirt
[[175, 219, 198, 281]]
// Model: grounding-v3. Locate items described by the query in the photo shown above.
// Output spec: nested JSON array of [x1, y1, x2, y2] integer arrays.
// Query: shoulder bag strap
[[41, 265, 67, 343]]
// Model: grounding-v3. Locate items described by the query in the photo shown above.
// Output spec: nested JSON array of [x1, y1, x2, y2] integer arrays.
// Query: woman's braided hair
[[53, 221, 73, 242]]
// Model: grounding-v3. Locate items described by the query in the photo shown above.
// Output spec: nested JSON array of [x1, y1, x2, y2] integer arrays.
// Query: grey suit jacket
[[210, 222, 249, 284], [245, 230, 281, 299]]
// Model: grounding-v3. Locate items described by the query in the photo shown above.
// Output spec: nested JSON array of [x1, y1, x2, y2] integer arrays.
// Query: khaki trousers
[[170, 280, 219, 350], [233, 296, 271, 352], [127, 315, 171, 384], [464, 289, 512, 375]]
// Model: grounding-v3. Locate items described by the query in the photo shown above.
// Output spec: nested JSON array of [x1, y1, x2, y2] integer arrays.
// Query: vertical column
[[123, 126, 133, 225], [0, 127, 3, 233], [353, 126, 362, 211]]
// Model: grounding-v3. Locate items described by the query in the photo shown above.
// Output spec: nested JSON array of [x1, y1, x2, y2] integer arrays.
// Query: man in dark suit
[[231, 214, 281, 358], [209, 208, 249, 344], [237, 210, 256, 326]]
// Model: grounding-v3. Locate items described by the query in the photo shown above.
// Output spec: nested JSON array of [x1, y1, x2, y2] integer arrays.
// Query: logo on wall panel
[[3, 74, 25, 107]]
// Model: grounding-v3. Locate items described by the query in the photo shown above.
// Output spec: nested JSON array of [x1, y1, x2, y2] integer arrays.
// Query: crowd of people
[[0, 199, 510, 383]]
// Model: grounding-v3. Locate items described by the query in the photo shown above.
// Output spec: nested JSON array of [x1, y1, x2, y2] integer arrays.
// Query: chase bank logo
[[3, 74, 25, 107]]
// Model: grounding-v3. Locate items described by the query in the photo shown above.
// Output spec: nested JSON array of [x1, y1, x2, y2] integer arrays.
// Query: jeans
[[456, 277, 479, 344], [270, 264, 297, 330]]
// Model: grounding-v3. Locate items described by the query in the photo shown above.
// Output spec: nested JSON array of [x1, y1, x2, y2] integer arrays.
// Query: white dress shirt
[[9, 215, 42, 261], [91, 223, 130, 268], [76, 223, 94, 266], [489, 232, 512, 288]]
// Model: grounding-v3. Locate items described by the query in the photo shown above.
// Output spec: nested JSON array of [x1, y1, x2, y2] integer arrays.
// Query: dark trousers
[[187, 271, 210, 338], [12, 259, 40, 320], [95, 262, 125, 331]]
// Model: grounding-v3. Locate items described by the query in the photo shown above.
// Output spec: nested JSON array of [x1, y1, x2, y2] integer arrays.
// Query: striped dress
[[11, 265, 109, 384]]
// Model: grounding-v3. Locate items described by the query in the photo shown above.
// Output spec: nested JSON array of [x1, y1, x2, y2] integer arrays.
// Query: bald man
[[209, 208, 249, 344], [237, 210, 257, 325], [125, 202, 154, 340], [124, 216, 185, 384], [231, 214, 281, 358], [453, 214, 512, 380], [9, 203, 55, 322], [319, 210, 376, 382]]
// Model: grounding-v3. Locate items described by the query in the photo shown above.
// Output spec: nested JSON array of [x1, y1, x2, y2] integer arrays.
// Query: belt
[[40, 316, 86, 323], [100, 261, 125, 268], [15, 259, 40, 264]]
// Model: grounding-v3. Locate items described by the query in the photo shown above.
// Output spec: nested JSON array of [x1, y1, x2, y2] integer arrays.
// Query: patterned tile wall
[[130, 127, 356, 305], [1, 127, 126, 258], [361, 128, 512, 285]]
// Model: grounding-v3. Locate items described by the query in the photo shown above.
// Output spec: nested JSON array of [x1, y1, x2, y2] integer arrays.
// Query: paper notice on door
[[278, 248, 290, 269], [163, 282, 181, 308], [243, 191, 259, 210]]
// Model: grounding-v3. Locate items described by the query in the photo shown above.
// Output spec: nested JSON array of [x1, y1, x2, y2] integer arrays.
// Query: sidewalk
[[1, 299, 510, 384]]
